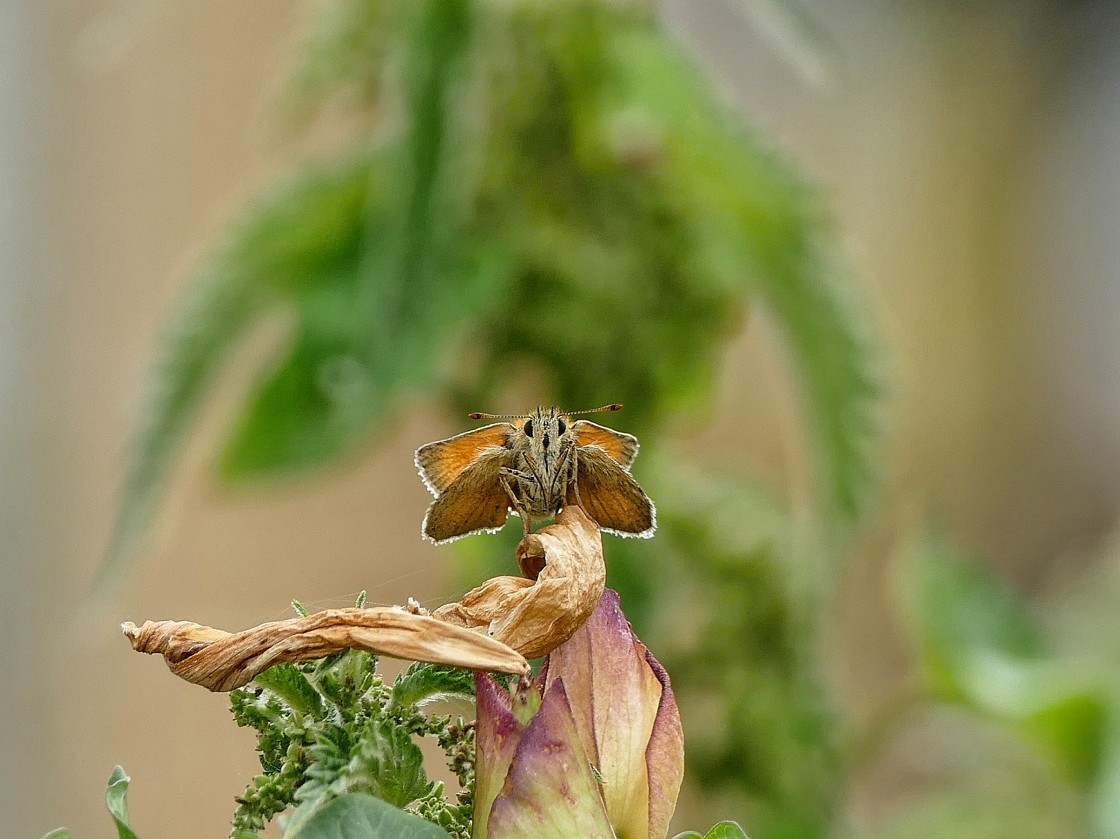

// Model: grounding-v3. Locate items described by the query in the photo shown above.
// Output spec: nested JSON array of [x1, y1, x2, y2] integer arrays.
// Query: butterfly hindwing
[[570, 445, 655, 537]]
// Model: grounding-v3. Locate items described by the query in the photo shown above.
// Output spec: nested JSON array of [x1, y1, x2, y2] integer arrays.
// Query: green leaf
[[285, 793, 453, 839], [289, 718, 433, 834], [39, 830, 70, 839], [606, 25, 881, 521], [392, 663, 475, 708], [105, 766, 141, 839], [354, 719, 434, 808], [903, 530, 1043, 700], [1021, 686, 1107, 786], [254, 663, 324, 717], [673, 822, 752, 839], [222, 0, 495, 479], [903, 531, 1109, 785], [218, 274, 375, 477]]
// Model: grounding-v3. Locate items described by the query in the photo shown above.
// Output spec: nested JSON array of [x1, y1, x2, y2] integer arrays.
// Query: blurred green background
[[4, 1, 1120, 837]]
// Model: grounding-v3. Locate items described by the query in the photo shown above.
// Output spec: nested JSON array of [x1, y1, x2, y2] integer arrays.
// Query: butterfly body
[[415, 405, 655, 544]]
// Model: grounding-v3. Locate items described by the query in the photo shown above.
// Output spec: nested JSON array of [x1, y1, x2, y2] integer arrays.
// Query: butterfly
[[415, 404, 656, 544]]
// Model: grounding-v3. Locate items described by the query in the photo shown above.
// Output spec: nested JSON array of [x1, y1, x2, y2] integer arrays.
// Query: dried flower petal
[[434, 505, 606, 659], [122, 607, 528, 691]]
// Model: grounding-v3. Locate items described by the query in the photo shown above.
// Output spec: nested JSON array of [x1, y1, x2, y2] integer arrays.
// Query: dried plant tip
[[434, 505, 605, 659], [122, 606, 528, 692]]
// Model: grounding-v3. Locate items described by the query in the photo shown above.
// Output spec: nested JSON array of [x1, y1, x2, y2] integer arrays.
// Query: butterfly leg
[[552, 437, 584, 512], [498, 467, 533, 538]]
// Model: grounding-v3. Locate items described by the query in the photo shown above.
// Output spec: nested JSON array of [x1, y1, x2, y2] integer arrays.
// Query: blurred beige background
[[4, 1, 1119, 836]]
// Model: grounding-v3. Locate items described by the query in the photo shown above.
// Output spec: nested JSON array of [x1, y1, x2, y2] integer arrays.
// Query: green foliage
[[673, 821, 752, 839], [103, 153, 378, 585], [229, 651, 475, 838], [280, 0, 399, 126], [392, 663, 477, 708], [903, 530, 1044, 699], [873, 532, 1120, 839], [285, 794, 453, 839], [902, 532, 1110, 786], [600, 24, 878, 517], [105, 766, 142, 839], [97, 1, 1120, 837], [254, 663, 324, 717]]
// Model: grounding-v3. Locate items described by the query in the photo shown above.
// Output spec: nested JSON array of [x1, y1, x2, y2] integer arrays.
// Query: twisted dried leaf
[[123, 607, 529, 692]]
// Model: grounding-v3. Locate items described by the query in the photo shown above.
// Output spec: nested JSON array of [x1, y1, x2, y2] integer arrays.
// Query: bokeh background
[[4, 1, 1120, 837]]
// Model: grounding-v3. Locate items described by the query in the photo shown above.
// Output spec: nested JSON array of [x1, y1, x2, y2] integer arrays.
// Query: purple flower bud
[[475, 590, 684, 839]]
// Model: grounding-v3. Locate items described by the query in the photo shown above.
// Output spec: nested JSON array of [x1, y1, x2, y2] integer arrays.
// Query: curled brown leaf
[[123, 607, 529, 691]]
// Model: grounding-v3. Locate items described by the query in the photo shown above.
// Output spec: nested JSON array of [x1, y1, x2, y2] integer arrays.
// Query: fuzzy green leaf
[[39, 830, 70, 839], [254, 664, 323, 717], [392, 663, 476, 708], [105, 766, 141, 839], [286, 793, 453, 839], [288, 718, 433, 834], [355, 719, 434, 809]]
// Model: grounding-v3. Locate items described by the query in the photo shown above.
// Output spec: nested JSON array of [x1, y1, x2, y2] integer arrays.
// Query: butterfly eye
[[523, 419, 534, 437], [557, 419, 567, 434]]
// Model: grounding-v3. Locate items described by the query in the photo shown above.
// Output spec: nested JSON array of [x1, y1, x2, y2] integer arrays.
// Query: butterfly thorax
[[507, 406, 576, 519]]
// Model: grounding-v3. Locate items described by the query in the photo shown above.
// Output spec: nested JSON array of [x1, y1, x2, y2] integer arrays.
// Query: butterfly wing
[[422, 448, 514, 543], [571, 420, 639, 468], [415, 422, 515, 496], [570, 445, 655, 538]]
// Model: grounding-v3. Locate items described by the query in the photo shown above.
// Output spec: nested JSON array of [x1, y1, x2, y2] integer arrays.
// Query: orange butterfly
[[415, 404, 655, 544]]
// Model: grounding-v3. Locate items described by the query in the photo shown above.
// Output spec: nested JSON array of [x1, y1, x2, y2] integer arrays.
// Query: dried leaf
[[434, 505, 606, 659], [123, 607, 528, 692]]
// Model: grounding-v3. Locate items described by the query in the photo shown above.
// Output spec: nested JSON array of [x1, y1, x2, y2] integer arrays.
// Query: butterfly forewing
[[422, 449, 513, 543], [415, 422, 515, 495], [570, 446, 655, 537], [571, 420, 639, 468]]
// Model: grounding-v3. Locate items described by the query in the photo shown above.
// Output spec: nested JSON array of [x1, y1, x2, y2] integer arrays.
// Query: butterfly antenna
[[467, 410, 530, 420], [566, 403, 624, 416]]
